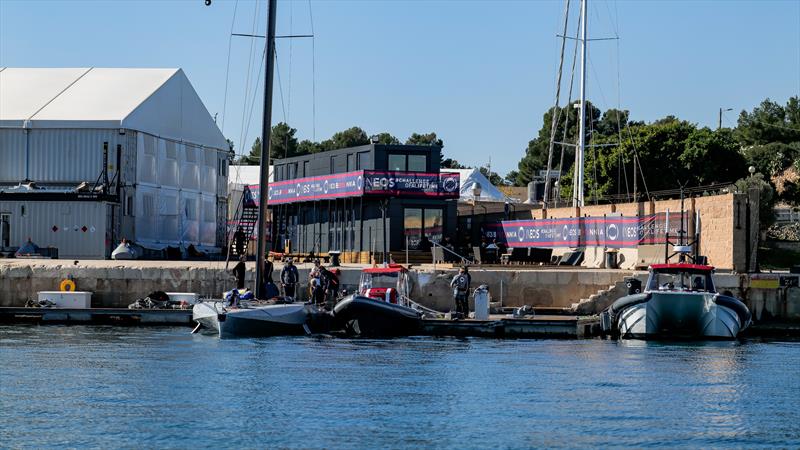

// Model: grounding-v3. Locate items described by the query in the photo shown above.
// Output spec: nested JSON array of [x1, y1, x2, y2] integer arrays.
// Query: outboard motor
[[626, 277, 642, 295]]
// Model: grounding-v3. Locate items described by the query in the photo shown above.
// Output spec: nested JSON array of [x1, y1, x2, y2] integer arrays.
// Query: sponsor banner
[[261, 170, 460, 204], [363, 171, 460, 198], [267, 171, 364, 205], [487, 213, 691, 248]]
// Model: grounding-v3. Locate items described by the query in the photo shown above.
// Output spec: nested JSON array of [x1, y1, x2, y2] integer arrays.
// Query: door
[[404, 208, 443, 250], [1, 213, 9, 248]]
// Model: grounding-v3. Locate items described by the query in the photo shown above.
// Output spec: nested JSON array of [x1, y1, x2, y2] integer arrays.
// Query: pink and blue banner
[[264, 170, 460, 205], [485, 212, 688, 248]]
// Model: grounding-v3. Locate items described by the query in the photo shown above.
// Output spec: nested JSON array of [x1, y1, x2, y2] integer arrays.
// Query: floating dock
[[421, 314, 601, 339], [0, 307, 193, 326]]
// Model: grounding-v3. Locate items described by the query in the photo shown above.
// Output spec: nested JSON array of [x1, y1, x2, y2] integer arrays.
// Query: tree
[[479, 167, 506, 186], [372, 132, 400, 145], [297, 139, 320, 155], [735, 97, 800, 145], [406, 132, 443, 147], [238, 137, 261, 165], [319, 126, 370, 151], [270, 122, 299, 160], [441, 158, 466, 169], [680, 127, 747, 186], [514, 100, 601, 187]]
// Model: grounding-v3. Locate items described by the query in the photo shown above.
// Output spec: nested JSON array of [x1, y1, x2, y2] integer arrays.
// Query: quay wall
[[0, 260, 797, 322]]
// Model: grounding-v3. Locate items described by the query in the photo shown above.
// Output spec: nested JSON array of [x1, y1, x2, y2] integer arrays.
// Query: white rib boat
[[601, 263, 751, 339]]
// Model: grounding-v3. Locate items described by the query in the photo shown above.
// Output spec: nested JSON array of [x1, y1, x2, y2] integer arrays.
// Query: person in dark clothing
[[232, 255, 247, 289], [311, 274, 326, 305], [263, 255, 274, 282], [280, 258, 300, 298], [319, 266, 340, 307], [449, 266, 471, 318], [419, 235, 432, 252], [233, 226, 247, 256]]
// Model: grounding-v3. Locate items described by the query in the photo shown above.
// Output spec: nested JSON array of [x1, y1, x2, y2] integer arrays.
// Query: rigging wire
[[287, 0, 294, 123], [241, 45, 268, 162], [555, 5, 582, 199], [220, 0, 240, 135], [543, 0, 572, 207], [238, 0, 262, 158], [308, 0, 317, 141]]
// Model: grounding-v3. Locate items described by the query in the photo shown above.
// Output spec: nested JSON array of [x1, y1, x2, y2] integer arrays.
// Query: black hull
[[333, 295, 421, 337]]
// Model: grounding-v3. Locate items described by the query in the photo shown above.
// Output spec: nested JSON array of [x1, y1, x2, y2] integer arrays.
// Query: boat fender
[[602, 293, 651, 332], [59, 279, 76, 292], [714, 295, 752, 330]]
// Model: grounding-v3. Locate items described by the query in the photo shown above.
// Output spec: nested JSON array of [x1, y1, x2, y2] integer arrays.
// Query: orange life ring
[[60, 279, 76, 292]]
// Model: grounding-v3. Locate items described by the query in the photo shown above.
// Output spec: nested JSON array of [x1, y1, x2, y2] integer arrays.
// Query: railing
[[431, 241, 474, 270]]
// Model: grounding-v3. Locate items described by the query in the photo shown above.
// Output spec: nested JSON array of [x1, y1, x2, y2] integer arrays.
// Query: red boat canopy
[[649, 263, 715, 272], [362, 264, 408, 274]]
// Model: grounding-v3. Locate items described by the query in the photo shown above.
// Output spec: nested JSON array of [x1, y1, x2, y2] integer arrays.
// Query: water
[[1, 326, 799, 449]]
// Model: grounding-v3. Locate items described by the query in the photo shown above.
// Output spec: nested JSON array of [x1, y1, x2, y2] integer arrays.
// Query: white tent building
[[450, 168, 510, 203], [0, 68, 231, 258]]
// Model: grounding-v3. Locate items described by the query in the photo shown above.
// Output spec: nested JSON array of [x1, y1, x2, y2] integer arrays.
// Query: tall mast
[[256, 0, 277, 299], [573, 0, 587, 208]]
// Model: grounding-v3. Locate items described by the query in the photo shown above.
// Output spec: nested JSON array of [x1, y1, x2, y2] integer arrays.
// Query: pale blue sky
[[1, 0, 799, 175]]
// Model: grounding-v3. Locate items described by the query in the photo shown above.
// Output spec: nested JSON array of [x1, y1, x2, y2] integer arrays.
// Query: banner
[[267, 172, 364, 205], [487, 213, 691, 249], [264, 170, 460, 204], [363, 171, 460, 198]]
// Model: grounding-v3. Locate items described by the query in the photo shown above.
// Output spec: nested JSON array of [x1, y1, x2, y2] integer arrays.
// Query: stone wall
[[523, 192, 752, 270]]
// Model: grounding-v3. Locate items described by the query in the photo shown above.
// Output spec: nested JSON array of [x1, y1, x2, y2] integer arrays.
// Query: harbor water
[[1, 325, 799, 448]]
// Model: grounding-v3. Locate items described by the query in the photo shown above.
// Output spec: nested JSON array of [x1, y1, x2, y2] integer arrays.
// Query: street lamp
[[718, 107, 733, 130], [748, 165, 756, 178]]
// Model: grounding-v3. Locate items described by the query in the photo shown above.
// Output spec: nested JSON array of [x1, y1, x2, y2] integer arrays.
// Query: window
[[408, 154, 427, 172], [357, 152, 371, 170], [388, 154, 406, 171], [303, 161, 309, 177], [347, 154, 354, 171], [125, 195, 134, 216]]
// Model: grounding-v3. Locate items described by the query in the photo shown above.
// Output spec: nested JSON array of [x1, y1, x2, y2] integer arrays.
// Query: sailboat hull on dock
[[193, 301, 309, 338]]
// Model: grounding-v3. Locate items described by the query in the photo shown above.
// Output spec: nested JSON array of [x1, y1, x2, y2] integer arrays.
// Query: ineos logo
[[607, 223, 619, 240], [563, 225, 569, 240], [518, 226, 525, 242], [442, 176, 458, 193]]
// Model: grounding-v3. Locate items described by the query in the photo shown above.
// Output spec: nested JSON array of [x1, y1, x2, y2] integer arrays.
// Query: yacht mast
[[573, 0, 587, 208], [256, 0, 277, 299]]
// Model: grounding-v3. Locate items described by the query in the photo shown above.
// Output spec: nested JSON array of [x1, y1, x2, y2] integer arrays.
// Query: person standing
[[450, 266, 471, 318], [233, 226, 247, 256], [232, 255, 247, 290], [280, 258, 299, 298]]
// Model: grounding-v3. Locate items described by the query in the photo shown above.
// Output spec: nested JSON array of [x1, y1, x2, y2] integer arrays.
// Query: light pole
[[718, 107, 732, 130]]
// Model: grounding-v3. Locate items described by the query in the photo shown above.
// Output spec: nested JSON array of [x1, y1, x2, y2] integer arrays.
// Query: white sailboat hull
[[192, 301, 309, 338]]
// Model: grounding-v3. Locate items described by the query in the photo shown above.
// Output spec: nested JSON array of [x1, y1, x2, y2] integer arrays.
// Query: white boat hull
[[192, 301, 310, 338], [617, 292, 748, 339]]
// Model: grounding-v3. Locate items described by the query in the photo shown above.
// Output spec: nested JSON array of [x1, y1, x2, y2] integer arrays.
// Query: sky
[[1, 0, 799, 176]]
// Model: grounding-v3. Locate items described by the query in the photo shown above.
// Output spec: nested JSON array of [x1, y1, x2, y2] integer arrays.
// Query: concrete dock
[[0, 307, 193, 326], [421, 314, 601, 338]]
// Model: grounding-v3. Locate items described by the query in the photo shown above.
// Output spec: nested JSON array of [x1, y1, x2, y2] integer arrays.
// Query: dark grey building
[[269, 144, 460, 260]]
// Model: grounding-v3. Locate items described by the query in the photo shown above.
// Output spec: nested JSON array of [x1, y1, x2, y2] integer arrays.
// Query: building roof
[[229, 164, 274, 187], [0, 67, 228, 150]]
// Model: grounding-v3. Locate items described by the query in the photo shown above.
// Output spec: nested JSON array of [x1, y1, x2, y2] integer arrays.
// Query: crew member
[[232, 255, 247, 289], [450, 266, 471, 318], [281, 258, 299, 298]]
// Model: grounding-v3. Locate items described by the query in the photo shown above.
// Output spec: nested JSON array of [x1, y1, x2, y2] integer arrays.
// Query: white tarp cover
[[0, 67, 227, 150], [449, 168, 509, 203]]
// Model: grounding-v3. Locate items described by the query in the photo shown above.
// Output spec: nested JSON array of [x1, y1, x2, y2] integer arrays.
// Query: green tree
[[735, 97, 800, 145], [270, 122, 299, 160], [319, 126, 370, 151], [238, 137, 262, 165], [406, 132, 443, 147], [297, 139, 320, 155], [680, 127, 747, 186], [372, 132, 400, 145], [741, 142, 800, 177], [441, 158, 466, 169], [514, 100, 601, 187]]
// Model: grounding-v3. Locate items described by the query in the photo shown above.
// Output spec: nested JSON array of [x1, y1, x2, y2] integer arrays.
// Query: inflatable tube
[[715, 295, 752, 331], [60, 279, 76, 292], [601, 293, 650, 333]]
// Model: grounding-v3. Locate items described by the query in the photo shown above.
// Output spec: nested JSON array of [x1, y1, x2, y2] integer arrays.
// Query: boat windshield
[[369, 274, 399, 289], [647, 270, 715, 293]]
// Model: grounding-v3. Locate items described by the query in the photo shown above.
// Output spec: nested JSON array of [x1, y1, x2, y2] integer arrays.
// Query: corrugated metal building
[[0, 68, 230, 258]]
